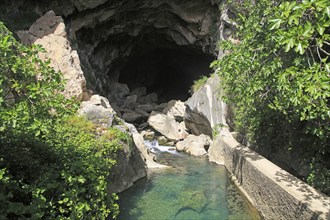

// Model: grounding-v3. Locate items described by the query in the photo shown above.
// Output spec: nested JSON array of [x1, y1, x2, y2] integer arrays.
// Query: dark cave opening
[[114, 37, 215, 102]]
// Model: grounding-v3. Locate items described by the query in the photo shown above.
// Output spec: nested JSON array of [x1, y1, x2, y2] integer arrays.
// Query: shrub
[[211, 0, 330, 194], [0, 21, 123, 218]]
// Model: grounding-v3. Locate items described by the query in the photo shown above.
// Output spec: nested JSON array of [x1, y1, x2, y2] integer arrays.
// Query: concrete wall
[[219, 129, 330, 220]]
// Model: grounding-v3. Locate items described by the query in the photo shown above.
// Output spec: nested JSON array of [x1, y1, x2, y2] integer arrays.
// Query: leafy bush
[[212, 0, 330, 194], [0, 21, 124, 218]]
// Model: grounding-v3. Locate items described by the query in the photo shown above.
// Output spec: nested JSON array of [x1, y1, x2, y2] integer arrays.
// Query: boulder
[[137, 103, 167, 113], [137, 103, 158, 113], [148, 111, 186, 141], [131, 87, 147, 99], [78, 95, 115, 127], [108, 82, 130, 106], [125, 123, 169, 169], [81, 94, 111, 108], [124, 95, 138, 109], [17, 11, 89, 101], [163, 100, 186, 121], [185, 74, 229, 137], [139, 92, 158, 104], [108, 124, 147, 193], [176, 134, 211, 156], [122, 112, 146, 124]]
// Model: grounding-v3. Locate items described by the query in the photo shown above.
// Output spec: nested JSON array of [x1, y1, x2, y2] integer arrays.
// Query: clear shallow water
[[118, 145, 261, 220]]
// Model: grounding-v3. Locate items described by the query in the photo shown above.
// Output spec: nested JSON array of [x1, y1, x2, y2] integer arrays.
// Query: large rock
[[108, 129, 147, 193], [163, 100, 186, 121], [139, 93, 158, 104], [131, 87, 147, 99], [125, 123, 169, 169], [176, 134, 211, 156], [108, 82, 130, 106], [185, 74, 228, 137], [122, 112, 146, 124], [78, 95, 115, 127], [17, 11, 89, 101], [148, 111, 186, 141], [77, 95, 147, 193]]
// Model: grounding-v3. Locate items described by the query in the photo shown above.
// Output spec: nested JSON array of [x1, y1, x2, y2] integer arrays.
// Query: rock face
[[16, 11, 89, 101], [185, 74, 229, 137], [176, 134, 211, 156], [3, 0, 223, 101]]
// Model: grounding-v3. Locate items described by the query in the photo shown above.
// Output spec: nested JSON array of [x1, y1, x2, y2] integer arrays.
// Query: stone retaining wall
[[219, 129, 330, 220]]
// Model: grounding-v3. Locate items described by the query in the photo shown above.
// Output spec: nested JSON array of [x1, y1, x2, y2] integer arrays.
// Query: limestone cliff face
[[185, 74, 229, 137], [16, 11, 90, 101]]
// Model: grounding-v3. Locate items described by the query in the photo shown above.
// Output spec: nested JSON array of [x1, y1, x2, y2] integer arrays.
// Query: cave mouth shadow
[[117, 44, 215, 103]]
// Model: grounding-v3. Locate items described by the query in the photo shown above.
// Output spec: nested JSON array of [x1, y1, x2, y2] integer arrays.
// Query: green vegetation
[[0, 21, 124, 218], [190, 75, 209, 94], [212, 0, 330, 194]]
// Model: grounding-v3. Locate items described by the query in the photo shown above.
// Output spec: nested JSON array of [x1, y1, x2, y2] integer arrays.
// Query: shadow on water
[[118, 147, 261, 220]]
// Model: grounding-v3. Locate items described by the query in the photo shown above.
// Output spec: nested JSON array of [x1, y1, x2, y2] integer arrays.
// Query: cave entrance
[[114, 34, 215, 103]]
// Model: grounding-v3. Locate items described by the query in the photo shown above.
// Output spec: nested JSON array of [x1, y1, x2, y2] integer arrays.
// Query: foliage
[[0, 21, 124, 218], [190, 75, 209, 94], [212, 0, 330, 194]]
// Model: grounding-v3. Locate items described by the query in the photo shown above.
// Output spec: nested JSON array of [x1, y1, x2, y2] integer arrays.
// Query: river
[[118, 141, 261, 220]]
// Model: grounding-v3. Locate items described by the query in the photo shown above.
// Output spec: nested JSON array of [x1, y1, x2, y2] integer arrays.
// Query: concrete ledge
[[220, 130, 330, 220]]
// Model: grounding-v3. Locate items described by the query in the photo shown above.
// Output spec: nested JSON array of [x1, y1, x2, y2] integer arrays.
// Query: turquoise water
[[118, 150, 260, 220]]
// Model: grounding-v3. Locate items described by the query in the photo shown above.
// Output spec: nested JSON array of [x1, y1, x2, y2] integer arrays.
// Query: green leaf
[[303, 22, 313, 36], [296, 43, 304, 54], [326, 6, 330, 18], [325, 63, 330, 73], [317, 24, 325, 35], [269, 19, 282, 30], [285, 38, 294, 52]]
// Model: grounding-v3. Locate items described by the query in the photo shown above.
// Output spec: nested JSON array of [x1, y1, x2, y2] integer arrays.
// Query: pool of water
[[118, 145, 261, 220]]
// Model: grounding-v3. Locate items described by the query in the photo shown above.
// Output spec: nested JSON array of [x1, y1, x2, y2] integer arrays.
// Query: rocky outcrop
[[185, 74, 228, 137], [176, 134, 211, 156], [78, 95, 149, 192], [16, 11, 90, 101]]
